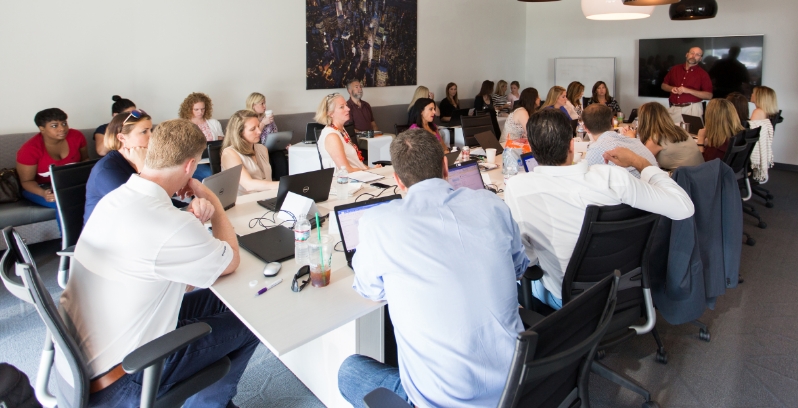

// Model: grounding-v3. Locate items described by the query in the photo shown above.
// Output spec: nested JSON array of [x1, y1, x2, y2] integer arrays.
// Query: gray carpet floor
[[1, 169, 796, 407]]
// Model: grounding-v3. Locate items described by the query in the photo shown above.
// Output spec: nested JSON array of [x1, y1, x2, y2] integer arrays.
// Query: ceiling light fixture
[[622, 0, 680, 6], [582, 0, 654, 20], [669, 0, 718, 20]]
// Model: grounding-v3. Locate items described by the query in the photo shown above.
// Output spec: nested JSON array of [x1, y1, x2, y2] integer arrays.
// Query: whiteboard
[[554, 58, 616, 98]]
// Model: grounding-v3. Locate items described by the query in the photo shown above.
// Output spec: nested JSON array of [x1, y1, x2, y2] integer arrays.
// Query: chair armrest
[[56, 245, 75, 257], [122, 322, 211, 374], [523, 265, 544, 281], [363, 387, 409, 408]]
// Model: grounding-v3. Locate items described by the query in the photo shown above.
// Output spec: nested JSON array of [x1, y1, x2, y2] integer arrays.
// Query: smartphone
[[370, 182, 391, 189]]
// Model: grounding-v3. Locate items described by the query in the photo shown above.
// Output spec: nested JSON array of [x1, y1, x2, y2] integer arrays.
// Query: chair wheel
[[765, 202, 774, 208], [699, 329, 711, 342], [738, 275, 744, 284], [758, 221, 767, 229], [595, 350, 606, 360], [656, 350, 668, 364], [642, 401, 661, 408], [746, 237, 756, 246]]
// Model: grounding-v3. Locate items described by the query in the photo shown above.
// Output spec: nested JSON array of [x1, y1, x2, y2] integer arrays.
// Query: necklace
[[330, 123, 364, 162]]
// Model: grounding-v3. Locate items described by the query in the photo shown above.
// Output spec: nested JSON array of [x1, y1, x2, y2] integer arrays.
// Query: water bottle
[[576, 121, 586, 141], [294, 215, 311, 265], [502, 149, 519, 181], [336, 166, 349, 198]]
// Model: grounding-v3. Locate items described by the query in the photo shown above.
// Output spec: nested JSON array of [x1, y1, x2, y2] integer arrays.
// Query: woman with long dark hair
[[408, 98, 449, 153]]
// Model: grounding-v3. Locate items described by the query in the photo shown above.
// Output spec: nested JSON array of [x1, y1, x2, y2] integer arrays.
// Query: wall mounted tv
[[638, 35, 764, 99]]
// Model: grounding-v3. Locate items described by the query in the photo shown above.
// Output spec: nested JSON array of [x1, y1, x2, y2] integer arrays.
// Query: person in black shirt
[[439, 82, 460, 122], [474, 80, 495, 112]]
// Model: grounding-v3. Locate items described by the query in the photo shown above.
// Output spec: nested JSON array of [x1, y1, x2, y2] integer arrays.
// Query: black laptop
[[474, 131, 504, 155], [238, 225, 296, 263], [334, 195, 403, 268], [447, 160, 485, 191], [681, 114, 705, 135], [257, 168, 335, 212]]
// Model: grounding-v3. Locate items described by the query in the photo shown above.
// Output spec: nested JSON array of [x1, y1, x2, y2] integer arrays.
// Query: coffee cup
[[265, 110, 274, 119], [485, 148, 497, 164]]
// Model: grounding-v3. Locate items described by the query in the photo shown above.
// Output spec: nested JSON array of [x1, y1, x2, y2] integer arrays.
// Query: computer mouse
[[263, 262, 282, 277]]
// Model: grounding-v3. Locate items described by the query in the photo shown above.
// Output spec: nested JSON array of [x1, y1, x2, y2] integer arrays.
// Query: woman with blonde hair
[[221, 110, 278, 193], [697, 99, 745, 162], [564, 82, 585, 119], [178, 92, 224, 141], [542, 86, 571, 119], [245, 92, 279, 145], [637, 102, 703, 170], [491, 80, 512, 114], [315, 93, 368, 173], [408, 86, 434, 111], [749, 86, 778, 181]]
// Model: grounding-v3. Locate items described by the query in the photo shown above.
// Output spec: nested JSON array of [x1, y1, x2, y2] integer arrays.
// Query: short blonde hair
[[146, 119, 207, 169], [222, 110, 260, 157], [314, 93, 343, 125], [178, 92, 213, 120], [245, 92, 265, 111], [408, 86, 430, 112], [704, 99, 744, 149], [543, 86, 566, 108], [753, 86, 779, 117], [104, 110, 152, 151]]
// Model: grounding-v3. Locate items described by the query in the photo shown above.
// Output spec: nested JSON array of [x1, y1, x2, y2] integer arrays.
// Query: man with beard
[[344, 78, 378, 132], [661, 46, 713, 123]]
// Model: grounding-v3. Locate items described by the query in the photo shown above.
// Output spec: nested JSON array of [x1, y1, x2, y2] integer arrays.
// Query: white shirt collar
[[126, 174, 173, 203], [533, 161, 589, 177]]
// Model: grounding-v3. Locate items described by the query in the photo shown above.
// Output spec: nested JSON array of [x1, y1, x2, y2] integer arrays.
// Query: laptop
[[445, 151, 461, 166], [681, 114, 704, 135], [201, 165, 242, 210], [521, 152, 539, 173], [257, 168, 335, 212], [264, 131, 292, 151], [334, 194, 403, 268], [447, 159, 485, 190], [474, 131, 504, 155], [238, 225, 296, 263]]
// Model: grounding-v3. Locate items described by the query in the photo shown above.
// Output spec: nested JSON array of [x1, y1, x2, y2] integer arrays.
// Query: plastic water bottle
[[294, 215, 311, 265], [502, 150, 519, 181], [576, 121, 586, 141], [336, 166, 349, 198]]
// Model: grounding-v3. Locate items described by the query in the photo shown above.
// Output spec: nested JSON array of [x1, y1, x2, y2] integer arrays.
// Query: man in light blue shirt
[[584, 104, 658, 178], [337, 128, 530, 407]]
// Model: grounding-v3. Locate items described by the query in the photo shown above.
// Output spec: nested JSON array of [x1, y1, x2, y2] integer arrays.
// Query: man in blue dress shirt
[[337, 128, 530, 407]]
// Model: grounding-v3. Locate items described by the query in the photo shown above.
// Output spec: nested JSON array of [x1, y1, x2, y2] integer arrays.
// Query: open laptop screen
[[521, 152, 539, 173], [447, 160, 484, 190], [335, 195, 402, 256]]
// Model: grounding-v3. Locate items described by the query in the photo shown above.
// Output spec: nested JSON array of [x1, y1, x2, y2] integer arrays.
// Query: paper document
[[348, 171, 384, 183], [469, 148, 486, 156]]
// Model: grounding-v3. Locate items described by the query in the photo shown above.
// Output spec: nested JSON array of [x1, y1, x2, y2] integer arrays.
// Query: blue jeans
[[56, 289, 259, 408], [532, 280, 563, 310], [22, 189, 61, 233], [193, 164, 213, 181], [338, 354, 410, 407]]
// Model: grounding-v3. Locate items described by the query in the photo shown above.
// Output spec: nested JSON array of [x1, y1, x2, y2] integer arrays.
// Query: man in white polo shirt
[[56, 119, 258, 408]]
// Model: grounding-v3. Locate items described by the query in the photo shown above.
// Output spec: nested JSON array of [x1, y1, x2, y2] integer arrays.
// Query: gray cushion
[[0, 199, 57, 229]]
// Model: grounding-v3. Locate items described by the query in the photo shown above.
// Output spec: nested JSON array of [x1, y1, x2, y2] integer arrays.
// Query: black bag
[[0, 168, 22, 203], [0, 363, 41, 408]]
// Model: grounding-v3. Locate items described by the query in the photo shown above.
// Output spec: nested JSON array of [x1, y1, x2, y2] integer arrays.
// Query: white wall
[[524, 0, 798, 165], [0, 0, 526, 134]]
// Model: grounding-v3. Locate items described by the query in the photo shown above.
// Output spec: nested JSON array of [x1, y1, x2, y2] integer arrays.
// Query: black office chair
[[313, 127, 325, 168], [50, 159, 99, 289], [461, 114, 494, 147], [2, 226, 232, 408], [749, 110, 783, 207], [364, 272, 627, 408], [394, 124, 410, 135], [723, 128, 765, 229], [206, 140, 224, 175], [305, 122, 326, 144], [519, 204, 664, 406]]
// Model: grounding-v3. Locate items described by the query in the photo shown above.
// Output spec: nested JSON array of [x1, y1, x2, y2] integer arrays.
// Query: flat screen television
[[638, 35, 764, 99]]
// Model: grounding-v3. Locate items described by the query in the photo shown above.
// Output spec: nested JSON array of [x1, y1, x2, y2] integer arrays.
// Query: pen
[[256, 278, 283, 296]]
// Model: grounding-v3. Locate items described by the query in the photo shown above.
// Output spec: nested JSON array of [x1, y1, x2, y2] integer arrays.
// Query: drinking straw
[[315, 212, 324, 272]]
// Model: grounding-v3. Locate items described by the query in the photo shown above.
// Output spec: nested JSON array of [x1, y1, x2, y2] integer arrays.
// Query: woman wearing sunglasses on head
[[315, 93, 369, 173], [93, 95, 136, 157], [83, 110, 194, 224]]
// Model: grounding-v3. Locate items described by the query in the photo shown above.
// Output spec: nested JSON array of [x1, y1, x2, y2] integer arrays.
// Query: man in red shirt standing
[[661, 47, 713, 123]]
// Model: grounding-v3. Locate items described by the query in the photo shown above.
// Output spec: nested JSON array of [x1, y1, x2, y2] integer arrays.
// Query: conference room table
[[210, 157, 509, 407], [288, 134, 395, 175]]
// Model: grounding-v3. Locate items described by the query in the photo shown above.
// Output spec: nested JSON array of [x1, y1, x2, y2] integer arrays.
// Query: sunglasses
[[291, 265, 311, 292], [122, 109, 148, 126]]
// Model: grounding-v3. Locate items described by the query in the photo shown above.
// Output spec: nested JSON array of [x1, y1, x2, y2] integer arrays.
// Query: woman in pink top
[[408, 98, 449, 153]]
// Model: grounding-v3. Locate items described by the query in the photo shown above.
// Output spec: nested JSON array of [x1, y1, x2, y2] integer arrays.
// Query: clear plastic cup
[[308, 235, 332, 287]]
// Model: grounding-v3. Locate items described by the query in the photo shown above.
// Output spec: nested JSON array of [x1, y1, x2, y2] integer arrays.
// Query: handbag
[[0, 168, 23, 203]]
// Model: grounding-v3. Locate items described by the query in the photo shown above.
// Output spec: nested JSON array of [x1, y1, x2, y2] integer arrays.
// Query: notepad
[[348, 171, 384, 183]]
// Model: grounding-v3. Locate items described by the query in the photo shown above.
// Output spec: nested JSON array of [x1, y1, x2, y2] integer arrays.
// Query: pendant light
[[669, 0, 718, 20], [622, 0, 680, 5], [582, 0, 654, 20], [517, 0, 560, 2]]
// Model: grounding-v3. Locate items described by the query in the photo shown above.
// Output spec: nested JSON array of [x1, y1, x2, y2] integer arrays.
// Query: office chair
[[304, 122, 326, 144], [394, 123, 410, 135], [50, 159, 98, 289], [723, 128, 764, 229], [206, 140, 224, 175], [1, 226, 231, 408], [313, 128, 325, 168], [364, 272, 631, 408], [749, 110, 783, 207], [461, 114, 494, 147], [519, 204, 664, 406]]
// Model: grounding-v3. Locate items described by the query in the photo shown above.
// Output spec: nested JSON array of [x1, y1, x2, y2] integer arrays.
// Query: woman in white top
[[315, 93, 368, 173], [506, 81, 521, 105], [179, 92, 224, 141], [220, 110, 278, 193]]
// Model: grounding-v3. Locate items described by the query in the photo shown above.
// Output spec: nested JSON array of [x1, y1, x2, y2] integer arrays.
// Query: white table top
[[211, 163, 508, 356]]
